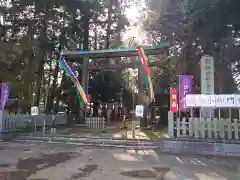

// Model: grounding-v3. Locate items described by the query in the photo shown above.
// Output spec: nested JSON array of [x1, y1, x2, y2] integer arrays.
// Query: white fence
[[85, 117, 106, 129], [168, 112, 240, 140]]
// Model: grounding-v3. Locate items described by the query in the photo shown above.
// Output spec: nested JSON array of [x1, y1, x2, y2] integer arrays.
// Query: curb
[[17, 135, 157, 142], [16, 136, 158, 144], [14, 139, 159, 149], [15, 137, 159, 146]]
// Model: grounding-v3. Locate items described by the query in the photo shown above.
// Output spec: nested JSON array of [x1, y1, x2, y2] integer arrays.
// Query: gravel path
[[0, 142, 239, 180]]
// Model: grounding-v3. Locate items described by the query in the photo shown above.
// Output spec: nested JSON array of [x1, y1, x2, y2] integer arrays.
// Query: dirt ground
[[0, 141, 239, 180]]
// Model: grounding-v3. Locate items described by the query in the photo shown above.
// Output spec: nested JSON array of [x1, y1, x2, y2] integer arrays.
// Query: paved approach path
[[0, 142, 239, 180]]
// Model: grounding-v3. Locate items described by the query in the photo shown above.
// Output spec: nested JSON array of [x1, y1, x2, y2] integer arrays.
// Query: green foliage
[[143, 0, 240, 94], [89, 71, 124, 102], [186, 0, 234, 40], [0, 0, 129, 112]]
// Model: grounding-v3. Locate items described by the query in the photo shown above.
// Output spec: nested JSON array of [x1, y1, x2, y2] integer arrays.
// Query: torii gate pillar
[[80, 57, 89, 122]]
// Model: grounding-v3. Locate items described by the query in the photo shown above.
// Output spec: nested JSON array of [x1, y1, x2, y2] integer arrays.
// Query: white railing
[[85, 117, 106, 129], [168, 112, 240, 140]]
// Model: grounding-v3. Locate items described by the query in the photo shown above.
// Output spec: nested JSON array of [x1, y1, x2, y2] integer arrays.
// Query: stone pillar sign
[[200, 55, 215, 118]]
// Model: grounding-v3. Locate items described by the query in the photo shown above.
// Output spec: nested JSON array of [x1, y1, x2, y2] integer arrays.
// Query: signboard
[[170, 88, 178, 113], [135, 105, 144, 117], [215, 94, 236, 108], [200, 55, 214, 94], [179, 75, 193, 112], [31, 106, 39, 116], [186, 94, 240, 108], [200, 55, 215, 117]]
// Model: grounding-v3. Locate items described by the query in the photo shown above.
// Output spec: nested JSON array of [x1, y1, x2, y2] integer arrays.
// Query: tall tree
[[143, 0, 240, 94]]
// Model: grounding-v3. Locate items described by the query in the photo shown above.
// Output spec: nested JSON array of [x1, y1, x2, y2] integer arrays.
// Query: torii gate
[[62, 41, 170, 127]]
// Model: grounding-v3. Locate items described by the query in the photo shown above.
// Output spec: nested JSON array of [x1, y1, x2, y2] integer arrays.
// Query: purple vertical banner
[[179, 75, 193, 112], [0, 83, 9, 110]]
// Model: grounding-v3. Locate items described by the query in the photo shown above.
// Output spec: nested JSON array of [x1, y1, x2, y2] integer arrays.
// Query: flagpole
[[178, 75, 181, 117]]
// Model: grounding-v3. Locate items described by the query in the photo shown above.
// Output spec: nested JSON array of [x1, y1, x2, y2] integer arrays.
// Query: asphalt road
[[0, 142, 239, 180]]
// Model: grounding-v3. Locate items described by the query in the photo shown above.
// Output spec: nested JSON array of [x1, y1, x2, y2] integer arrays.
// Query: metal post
[[218, 108, 221, 120], [34, 118, 37, 132], [210, 108, 212, 118], [229, 108, 232, 120], [122, 115, 127, 139], [132, 93, 135, 113], [190, 108, 193, 117], [238, 109, 240, 121], [178, 75, 181, 117], [42, 119, 46, 136], [200, 108, 202, 119], [31, 93, 36, 133]]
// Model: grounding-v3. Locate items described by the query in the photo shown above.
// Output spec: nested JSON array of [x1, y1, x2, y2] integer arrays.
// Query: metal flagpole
[[178, 75, 181, 117]]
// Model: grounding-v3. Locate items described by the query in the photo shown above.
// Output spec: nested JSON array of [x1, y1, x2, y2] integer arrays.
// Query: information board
[[135, 105, 144, 117], [186, 94, 240, 108], [31, 106, 39, 116]]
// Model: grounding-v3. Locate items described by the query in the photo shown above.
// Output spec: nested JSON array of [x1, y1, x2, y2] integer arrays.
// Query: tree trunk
[[44, 54, 53, 109], [54, 73, 66, 113], [33, 3, 48, 106], [76, 3, 90, 123], [105, 0, 113, 49], [45, 61, 59, 113], [34, 53, 45, 106]]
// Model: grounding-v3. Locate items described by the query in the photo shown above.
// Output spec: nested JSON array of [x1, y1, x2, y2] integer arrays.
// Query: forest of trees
[[0, 0, 240, 116]]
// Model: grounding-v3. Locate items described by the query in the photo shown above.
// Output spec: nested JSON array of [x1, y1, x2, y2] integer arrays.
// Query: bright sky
[[121, 0, 148, 93], [57, 0, 147, 89], [123, 0, 146, 45]]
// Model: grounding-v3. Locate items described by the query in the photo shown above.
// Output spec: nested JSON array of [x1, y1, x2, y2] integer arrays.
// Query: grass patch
[[142, 129, 166, 140]]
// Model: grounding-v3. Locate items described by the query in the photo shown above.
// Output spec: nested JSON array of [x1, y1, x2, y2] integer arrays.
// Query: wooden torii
[[62, 41, 170, 127]]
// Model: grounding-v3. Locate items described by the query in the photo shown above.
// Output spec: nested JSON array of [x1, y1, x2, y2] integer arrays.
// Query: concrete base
[[159, 138, 240, 156], [0, 130, 20, 140]]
